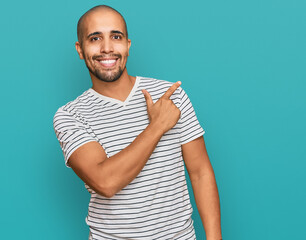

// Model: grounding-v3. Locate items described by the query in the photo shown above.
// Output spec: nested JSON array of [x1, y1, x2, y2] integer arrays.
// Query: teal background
[[1, 0, 305, 239]]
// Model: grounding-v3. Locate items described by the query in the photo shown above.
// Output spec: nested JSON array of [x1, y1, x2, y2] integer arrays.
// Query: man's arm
[[182, 136, 222, 240], [68, 82, 181, 198]]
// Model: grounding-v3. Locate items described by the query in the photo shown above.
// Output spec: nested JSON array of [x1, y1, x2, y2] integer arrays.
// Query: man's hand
[[142, 81, 181, 134]]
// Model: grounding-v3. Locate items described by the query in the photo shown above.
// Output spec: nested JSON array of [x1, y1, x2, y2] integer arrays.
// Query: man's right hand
[[142, 81, 181, 134]]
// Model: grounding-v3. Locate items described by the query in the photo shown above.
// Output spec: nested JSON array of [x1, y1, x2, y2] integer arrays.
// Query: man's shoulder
[[138, 76, 174, 88], [138, 76, 183, 99], [53, 88, 95, 120]]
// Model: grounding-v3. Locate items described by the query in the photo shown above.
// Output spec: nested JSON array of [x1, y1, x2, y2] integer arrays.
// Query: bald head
[[77, 5, 128, 44]]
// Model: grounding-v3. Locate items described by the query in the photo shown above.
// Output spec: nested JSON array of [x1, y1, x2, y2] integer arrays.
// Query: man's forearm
[[97, 122, 164, 197], [191, 170, 222, 240]]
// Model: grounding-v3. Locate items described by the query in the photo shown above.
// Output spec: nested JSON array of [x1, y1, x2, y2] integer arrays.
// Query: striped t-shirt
[[53, 76, 205, 240]]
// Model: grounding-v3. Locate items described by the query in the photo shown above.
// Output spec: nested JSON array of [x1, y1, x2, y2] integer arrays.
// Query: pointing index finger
[[162, 81, 181, 99]]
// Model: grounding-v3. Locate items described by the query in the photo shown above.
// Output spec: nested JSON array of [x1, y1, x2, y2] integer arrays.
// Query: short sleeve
[[53, 107, 97, 167], [178, 88, 205, 145]]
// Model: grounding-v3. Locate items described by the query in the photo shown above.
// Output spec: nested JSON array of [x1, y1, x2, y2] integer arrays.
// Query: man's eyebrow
[[87, 31, 102, 38], [87, 30, 125, 39], [111, 30, 125, 36]]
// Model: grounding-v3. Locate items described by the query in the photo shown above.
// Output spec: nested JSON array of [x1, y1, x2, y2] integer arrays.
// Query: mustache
[[93, 54, 122, 60]]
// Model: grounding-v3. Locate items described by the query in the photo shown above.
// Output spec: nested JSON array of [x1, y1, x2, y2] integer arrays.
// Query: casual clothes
[[53, 76, 205, 239]]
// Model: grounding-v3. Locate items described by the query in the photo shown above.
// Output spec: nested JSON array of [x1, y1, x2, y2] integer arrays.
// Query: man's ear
[[75, 41, 84, 59], [127, 39, 131, 56]]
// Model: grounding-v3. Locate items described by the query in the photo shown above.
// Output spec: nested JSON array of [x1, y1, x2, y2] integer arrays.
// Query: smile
[[99, 59, 117, 67], [98, 58, 118, 68]]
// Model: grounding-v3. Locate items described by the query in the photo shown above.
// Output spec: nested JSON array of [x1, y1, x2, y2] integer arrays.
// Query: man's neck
[[91, 70, 136, 102]]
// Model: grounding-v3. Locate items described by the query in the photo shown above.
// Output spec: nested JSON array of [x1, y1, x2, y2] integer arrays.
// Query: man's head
[[75, 5, 131, 83]]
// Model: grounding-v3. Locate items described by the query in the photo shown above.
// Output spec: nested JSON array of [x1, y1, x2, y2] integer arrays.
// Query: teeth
[[100, 59, 116, 64]]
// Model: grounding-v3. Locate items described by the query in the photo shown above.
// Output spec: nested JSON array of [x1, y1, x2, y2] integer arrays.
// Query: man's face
[[76, 10, 131, 82]]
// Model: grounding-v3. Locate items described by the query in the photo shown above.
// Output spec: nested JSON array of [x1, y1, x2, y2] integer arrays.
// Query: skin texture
[[71, 6, 222, 239]]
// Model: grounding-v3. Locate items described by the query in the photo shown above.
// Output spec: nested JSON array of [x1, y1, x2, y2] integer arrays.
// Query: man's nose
[[100, 38, 113, 53]]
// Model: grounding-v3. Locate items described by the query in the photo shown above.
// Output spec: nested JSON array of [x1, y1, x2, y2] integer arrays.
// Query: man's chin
[[87, 64, 125, 83], [96, 72, 123, 83]]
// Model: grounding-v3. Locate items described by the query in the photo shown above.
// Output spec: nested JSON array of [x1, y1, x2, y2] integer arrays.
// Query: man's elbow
[[189, 167, 215, 183], [95, 180, 119, 198]]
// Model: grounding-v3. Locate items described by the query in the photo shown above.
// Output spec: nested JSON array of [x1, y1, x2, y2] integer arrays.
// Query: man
[[53, 5, 222, 240]]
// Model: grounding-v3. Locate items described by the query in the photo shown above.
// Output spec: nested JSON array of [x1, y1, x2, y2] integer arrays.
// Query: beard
[[85, 54, 126, 83], [88, 64, 125, 83]]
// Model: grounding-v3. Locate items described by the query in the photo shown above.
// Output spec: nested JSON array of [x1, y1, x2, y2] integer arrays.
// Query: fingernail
[[178, 81, 181, 85]]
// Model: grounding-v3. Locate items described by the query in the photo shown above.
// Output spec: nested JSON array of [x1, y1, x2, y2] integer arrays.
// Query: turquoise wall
[[1, 0, 305, 239]]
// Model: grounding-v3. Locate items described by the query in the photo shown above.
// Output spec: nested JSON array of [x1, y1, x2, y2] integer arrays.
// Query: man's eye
[[91, 37, 101, 41], [113, 35, 121, 40]]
